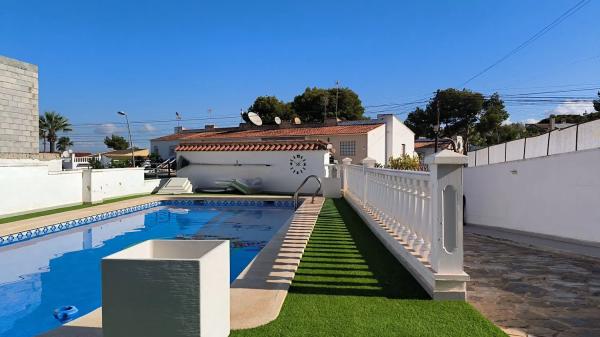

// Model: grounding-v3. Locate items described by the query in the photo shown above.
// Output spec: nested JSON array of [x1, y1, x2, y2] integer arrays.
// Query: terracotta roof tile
[[154, 124, 383, 142], [175, 140, 330, 152]]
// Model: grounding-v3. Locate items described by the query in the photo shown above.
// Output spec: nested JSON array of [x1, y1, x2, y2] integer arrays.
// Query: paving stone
[[464, 232, 600, 337]]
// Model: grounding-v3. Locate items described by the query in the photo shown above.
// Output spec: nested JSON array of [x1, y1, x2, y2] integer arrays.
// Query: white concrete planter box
[[102, 240, 230, 337]]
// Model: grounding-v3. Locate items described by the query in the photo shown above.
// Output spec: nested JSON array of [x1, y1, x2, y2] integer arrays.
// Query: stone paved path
[[464, 232, 600, 337]]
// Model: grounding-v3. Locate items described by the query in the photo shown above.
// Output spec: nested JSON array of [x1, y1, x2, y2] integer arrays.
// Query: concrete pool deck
[[13, 194, 324, 337]]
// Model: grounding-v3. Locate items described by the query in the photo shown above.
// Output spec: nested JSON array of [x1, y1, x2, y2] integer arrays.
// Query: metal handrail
[[293, 175, 321, 209]]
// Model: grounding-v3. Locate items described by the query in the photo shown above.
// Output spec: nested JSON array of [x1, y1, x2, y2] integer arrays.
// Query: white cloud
[[522, 118, 540, 124], [549, 101, 595, 116], [94, 123, 122, 135], [141, 123, 157, 132], [501, 118, 512, 126]]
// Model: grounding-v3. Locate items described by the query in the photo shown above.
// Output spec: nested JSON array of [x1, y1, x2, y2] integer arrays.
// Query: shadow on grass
[[288, 198, 429, 300]]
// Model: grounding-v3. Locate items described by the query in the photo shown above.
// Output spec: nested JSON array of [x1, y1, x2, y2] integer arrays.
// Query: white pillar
[[341, 157, 352, 192], [361, 157, 376, 206], [424, 150, 468, 274]]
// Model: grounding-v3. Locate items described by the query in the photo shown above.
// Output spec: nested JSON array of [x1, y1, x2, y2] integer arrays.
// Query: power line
[[460, 0, 591, 87]]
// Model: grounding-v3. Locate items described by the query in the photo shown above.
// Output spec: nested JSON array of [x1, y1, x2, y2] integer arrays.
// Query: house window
[[168, 145, 176, 157], [402, 144, 406, 155], [152, 146, 159, 155], [339, 141, 356, 156]]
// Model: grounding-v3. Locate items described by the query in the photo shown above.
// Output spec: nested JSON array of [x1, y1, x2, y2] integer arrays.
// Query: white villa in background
[[150, 114, 415, 165]]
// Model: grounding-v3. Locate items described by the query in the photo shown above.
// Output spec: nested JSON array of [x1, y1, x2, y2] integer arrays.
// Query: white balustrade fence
[[342, 151, 469, 299]]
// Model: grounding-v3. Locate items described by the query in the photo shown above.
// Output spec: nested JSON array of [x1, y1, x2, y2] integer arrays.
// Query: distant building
[[0, 56, 40, 158], [150, 114, 415, 165], [414, 136, 463, 158]]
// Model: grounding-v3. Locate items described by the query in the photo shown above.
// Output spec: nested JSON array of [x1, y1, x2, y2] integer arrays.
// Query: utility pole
[[335, 80, 339, 119], [322, 96, 329, 122], [434, 98, 441, 153]]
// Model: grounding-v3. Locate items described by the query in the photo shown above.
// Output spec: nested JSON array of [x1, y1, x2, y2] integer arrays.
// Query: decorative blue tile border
[[0, 199, 296, 248]]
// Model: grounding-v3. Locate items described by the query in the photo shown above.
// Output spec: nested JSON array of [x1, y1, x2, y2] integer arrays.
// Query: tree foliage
[[56, 136, 73, 151], [104, 134, 129, 150], [247, 96, 292, 124], [405, 89, 490, 151], [246, 87, 365, 124], [594, 91, 600, 113], [291, 87, 365, 122], [39, 111, 72, 153], [476, 93, 510, 145]]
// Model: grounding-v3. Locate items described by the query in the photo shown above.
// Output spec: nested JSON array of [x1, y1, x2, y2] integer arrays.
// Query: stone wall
[[0, 55, 39, 156]]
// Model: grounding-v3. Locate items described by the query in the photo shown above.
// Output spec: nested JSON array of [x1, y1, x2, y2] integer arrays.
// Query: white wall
[[379, 115, 415, 163], [177, 151, 329, 194], [468, 119, 600, 167], [464, 148, 600, 243], [367, 126, 386, 164], [576, 118, 600, 151], [83, 168, 148, 203], [150, 139, 180, 161], [0, 160, 155, 217], [0, 159, 82, 216]]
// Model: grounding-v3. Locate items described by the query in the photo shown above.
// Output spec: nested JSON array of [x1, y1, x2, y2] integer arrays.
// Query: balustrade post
[[424, 150, 468, 274], [361, 157, 376, 207], [341, 158, 352, 193]]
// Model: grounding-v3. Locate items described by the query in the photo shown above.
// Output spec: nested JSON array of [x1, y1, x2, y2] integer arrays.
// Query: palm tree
[[38, 126, 48, 152], [57, 136, 74, 152], [40, 111, 72, 153]]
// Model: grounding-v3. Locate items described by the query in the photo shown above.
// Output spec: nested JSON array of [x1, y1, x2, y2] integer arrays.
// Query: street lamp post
[[117, 111, 135, 167]]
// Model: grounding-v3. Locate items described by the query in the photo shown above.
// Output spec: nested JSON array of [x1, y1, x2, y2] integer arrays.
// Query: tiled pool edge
[[0, 198, 296, 248], [230, 197, 324, 329], [36, 197, 325, 337]]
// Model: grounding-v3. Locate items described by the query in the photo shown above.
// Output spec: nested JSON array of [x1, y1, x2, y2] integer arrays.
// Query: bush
[[388, 154, 421, 171], [88, 157, 104, 169], [110, 160, 130, 168]]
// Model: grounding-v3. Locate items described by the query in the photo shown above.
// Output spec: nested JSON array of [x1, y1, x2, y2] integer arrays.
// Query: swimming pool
[[0, 200, 295, 337]]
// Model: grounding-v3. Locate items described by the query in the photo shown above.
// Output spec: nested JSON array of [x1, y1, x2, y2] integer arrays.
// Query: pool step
[[156, 177, 193, 194]]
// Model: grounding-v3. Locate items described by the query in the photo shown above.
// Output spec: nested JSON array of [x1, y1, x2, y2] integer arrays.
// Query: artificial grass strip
[[0, 194, 150, 224], [231, 198, 506, 337]]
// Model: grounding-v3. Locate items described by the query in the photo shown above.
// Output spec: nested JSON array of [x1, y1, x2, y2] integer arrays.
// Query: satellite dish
[[247, 112, 263, 126], [293, 117, 302, 125], [274, 116, 282, 125], [61, 151, 70, 158]]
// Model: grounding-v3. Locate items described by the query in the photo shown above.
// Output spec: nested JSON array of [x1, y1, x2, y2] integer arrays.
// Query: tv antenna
[[247, 112, 263, 126]]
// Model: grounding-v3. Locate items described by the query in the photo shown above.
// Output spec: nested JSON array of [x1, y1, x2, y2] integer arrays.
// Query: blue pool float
[[53, 305, 79, 322]]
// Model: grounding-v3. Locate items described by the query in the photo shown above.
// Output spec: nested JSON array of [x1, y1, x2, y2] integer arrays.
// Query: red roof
[[154, 124, 382, 142], [176, 140, 330, 152], [415, 139, 453, 149]]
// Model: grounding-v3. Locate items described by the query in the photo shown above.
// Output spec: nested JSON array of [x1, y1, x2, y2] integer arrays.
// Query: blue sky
[[1, 0, 599, 152]]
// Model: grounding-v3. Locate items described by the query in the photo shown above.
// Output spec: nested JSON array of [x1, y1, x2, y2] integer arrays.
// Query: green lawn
[[231, 198, 506, 337], [0, 194, 150, 224]]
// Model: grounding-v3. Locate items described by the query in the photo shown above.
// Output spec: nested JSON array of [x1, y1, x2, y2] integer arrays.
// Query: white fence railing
[[342, 151, 469, 299]]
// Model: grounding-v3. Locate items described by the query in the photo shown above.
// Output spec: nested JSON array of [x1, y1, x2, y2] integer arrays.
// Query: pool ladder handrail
[[293, 175, 321, 209]]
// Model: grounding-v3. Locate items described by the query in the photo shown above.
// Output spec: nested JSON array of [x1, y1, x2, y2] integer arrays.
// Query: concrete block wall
[[0, 55, 39, 156]]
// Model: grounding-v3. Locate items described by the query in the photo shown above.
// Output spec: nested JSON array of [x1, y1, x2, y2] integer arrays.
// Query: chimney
[[174, 126, 183, 134], [205, 124, 215, 130], [324, 117, 339, 126]]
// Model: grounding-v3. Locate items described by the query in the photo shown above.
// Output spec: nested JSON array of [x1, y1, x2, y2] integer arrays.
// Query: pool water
[[0, 204, 294, 337]]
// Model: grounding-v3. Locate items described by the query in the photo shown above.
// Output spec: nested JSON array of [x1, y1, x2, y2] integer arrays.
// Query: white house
[[175, 140, 330, 194], [151, 114, 415, 166]]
